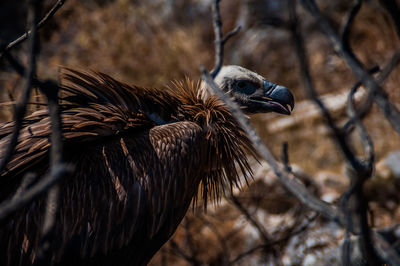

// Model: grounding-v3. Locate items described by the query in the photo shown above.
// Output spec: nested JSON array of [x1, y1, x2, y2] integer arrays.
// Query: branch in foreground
[[0, 163, 72, 220], [342, 66, 380, 133], [228, 213, 317, 265], [301, 0, 400, 136], [0, 0, 66, 61], [290, 1, 383, 264], [347, 81, 374, 170], [209, 0, 241, 78], [288, 0, 364, 173], [342, 51, 400, 135], [230, 195, 282, 264], [34, 79, 65, 263], [0, 0, 41, 174], [379, 0, 400, 39], [201, 68, 400, 265], [340, 0, 363, 66]]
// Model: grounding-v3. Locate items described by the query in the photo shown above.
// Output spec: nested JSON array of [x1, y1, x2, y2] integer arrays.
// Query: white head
[[201, 65, 294, 115]]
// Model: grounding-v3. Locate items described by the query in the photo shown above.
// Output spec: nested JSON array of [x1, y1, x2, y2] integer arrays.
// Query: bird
[[0, 65, 294, 266]]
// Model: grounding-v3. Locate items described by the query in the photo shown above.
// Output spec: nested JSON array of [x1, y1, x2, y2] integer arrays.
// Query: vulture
[[0, 65, 294, 266]]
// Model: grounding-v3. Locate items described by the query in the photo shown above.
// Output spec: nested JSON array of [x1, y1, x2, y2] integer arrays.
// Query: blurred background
[[1, 0, 400, 265]]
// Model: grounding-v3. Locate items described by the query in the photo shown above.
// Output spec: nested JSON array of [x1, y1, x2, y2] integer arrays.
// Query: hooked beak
[[249, 81, 294, 115]]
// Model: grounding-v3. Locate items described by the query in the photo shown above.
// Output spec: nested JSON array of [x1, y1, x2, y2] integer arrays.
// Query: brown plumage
[[0, 66, 294, 266]]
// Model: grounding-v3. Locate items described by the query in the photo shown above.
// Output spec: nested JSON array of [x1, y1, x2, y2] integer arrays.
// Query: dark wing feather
[[0, 68, 179, 187], [0, 121, 208, 266], [0, 70, 211, 266]]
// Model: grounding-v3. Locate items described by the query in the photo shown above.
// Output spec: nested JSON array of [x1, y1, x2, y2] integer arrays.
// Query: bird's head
[[211, 65, 294, 115]]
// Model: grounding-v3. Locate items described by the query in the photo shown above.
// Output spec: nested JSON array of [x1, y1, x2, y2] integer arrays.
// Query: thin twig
[[222, 26, 242, 45], [301, 0, 400, 136], [0, 163, 72, 220], [196, 215, 230, 264], [379, 0, 400, 39], [376, 51, 400, 83], [342, 226, 352, 266], [0, 0, 40, 174], [340, 0, 363, 65], [34, 79, 65, 264], [228, 213, 317, 265], [183, 218, 201, 266], [0, 5, 69, 248], [230, 195, 282, 265], [0, 0, 66, 60], [292, 1, 382, 264], [281, 142, 291, 172], [342, 66, 380, 133], [210, 0, 223, 78], [11, 173, 37, 201], [289, 0, 365, 173], [210, 0, 241, 78], [229, 245, 265, 265], [343, 51, 400, 133], [230, 196, 272, 245], [347, 82, 374, 170], [351, 51, 400, 131], [168, 240, 194, 263]]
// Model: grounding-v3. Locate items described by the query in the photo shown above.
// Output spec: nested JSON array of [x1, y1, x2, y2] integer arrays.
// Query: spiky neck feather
[[169, 79, 256, 205]]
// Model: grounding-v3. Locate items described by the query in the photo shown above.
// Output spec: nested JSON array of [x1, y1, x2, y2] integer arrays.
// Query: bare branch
[[210, 0, 241, 78], [288, 0, 365, 173], [343, 51, 400, 134], [379, 0, 400, 39], [222, 26, 242, 45], [0, 0, 40, 174], [228, 213, 317, 265], [301, 0, 400, 136], [342, 66, 380, 133], [230, 195, 282, 264], [210, 0, 223, 78], [291, 0, 379, 264], [168, 239, 194, 263], [34, 79, 65, 263], [0, 0, 66, 60], [0, 7, 69, 251], [293, 1, 398, 264], [342, 227, 352, 266], [281, 142, 291, 172], [0, 163, 72, 220], [377, 51, 400, 83], [347, 82, 374, 170], [196, 215, 230, 263], [11, 173, 37, 201], [230, 196, 272, 245], [228, 244, 265, 265], [340, 0, 363, 64]]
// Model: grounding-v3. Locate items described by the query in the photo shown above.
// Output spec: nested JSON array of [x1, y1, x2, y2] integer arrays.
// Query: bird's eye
[[238, 81, 246, 88], [234, 80, 257, 95]]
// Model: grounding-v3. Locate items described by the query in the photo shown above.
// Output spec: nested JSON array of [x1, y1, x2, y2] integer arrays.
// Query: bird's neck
[[168, 79, 256, 205], [197, 80, 213, 101]]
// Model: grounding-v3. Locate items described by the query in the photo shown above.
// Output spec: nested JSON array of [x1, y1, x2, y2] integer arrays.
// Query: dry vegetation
[[1, 0, 400, 265]]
